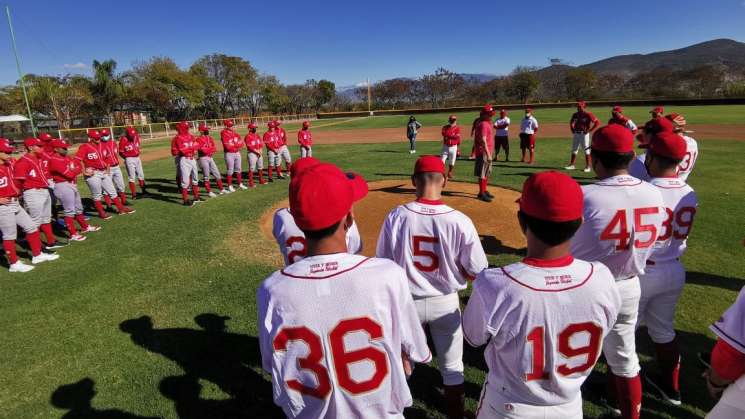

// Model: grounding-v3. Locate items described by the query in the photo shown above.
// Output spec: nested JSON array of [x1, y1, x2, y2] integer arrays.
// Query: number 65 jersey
[[258, 253, 431, 418], [462, 257, 621, 405]]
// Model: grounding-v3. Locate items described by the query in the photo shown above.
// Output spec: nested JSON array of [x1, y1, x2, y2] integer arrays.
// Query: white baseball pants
[[248, 153, 263, 172], [603, 276, 642, 377], [53, 182, 84, 217], [300, 146, 312, 158], [22, 188, 52, 227], [637, 261, 685, 344], [441, 144, 458, 167], [278, 145, 292, 165], [476, 380, 582, 419], [85, 170, 118, 201], [414, 292, 464, 386], [224, 152, 242, 175], [109, 165, 125, 193], [0, 200, 36, 240], [124, 157, 145, 182], [179, 158, 199, 189], [199, 157, 221, 182], [571, 133, 590, 155]]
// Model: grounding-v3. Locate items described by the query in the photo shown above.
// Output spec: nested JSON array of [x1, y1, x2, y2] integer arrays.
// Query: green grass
[[0, 130, 743, 418]]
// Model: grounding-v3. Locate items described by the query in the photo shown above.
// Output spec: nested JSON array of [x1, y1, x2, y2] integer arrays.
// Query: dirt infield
[[258, 180, 526, 265], [311, 123, 745, 144]]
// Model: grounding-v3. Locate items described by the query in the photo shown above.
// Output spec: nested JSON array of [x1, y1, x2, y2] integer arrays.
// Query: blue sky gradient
[[2, 0, 745, 87]]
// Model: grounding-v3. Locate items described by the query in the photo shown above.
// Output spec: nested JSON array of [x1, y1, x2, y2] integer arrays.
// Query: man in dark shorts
[[473, 105, 495, 202]]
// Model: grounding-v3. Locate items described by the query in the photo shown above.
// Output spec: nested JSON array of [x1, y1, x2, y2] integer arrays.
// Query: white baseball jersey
[[628, 135, 698, 182], [624, 118, 638, 133], [494, 117, 511, 137], [711, 286, 745, 404], [272, 208, 362, 266], [258, 253, 432, 418], [462, 257, 621, 405], [376, 200, 488, 298], [647, 177, 698, 263], [520, 116, 539, 135], [570, 175, 665, 280]]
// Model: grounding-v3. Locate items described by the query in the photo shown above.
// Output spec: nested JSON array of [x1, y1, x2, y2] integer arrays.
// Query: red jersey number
[[600, 207, 659, 251], [678, 151, 697, 172], [412, 236, 440, 272], [658, 206, 696, 241], [273, 317, 389, 399], [285, 236, 307, 264], [525, 322, 603, 382]]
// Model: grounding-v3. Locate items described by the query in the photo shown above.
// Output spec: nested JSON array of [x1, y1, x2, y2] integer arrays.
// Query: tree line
[[0, 54, 337, 129]]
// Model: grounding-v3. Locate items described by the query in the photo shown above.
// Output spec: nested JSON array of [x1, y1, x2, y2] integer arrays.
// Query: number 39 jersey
[[258, 253, 432, 418], [648, 177, 698, 263], [462, 257, 621, 405], [570, 175, 665, 280], [272, 208, 362, 266], [376, 200, 488, 298]]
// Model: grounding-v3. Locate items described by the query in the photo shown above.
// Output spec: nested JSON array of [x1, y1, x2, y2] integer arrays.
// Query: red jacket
[[174, 134, 200, 158], [0, 158, 21, 198], [118, 135, 141, 158], [245, 133, 263, 154], [14, 153, 50, 190], [102, 140, 120, 167], [278, 128, 288, 146], [570, 111, 599, 133], [442, 125, 461, 146], [263, 131, 280, 152], [298, 129, 312, 147], [48, 154, 83, 183], [76, 142, 109, 170], [197, 135, 217, 157], [170, 137, 179, 157], [222, 132, 244, 153]]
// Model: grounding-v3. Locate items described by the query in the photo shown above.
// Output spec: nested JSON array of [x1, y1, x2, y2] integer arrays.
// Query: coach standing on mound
[[440, 115, 460, 179], [566, 101, 599, 172], [474, 104, 495, 202]]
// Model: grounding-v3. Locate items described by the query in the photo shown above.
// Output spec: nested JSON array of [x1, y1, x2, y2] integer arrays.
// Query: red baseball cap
[[248, 123, 257, 130], [100, 128, 111, 136], [126, 127, 137, 136], [198, 124, 210, 132], [25, 137, 43, 148], [0, 138, 15, 153], [499, 109, 507, 116], [290, 163, 368, 231], [519, 171, 583, 222], [414, 155, 445, 175], [577, 101, 587, 108], [38, 132, 53, 142], [651, 106, 664, 114], [302, 121, 310, 128], [482, 104, 496, 116], [50, 138, 71, 149], [591, 124, 634, 153], [526, 107, 534, 112], [649, 131, 687, 160], [268, 121, 276, 128], [644, 117, 674, 135], [87, 130, 101, 140], [290, 156, 320, 178], [275, 120, 282, 126], [224, 119, 234, 127], [612, 105, 623, 113]]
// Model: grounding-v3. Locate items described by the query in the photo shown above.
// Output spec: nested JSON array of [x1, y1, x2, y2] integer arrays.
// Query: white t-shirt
[[258, 253, 432, 418], [647, 177, 698, 263], [711, 286, 745, 403], [273, 208, 362, 266], [376, 199, 488, 298], [462, 257, 621, 405], [520, 116, 539, 135], [570, 175, 665, 280], [494, 117, 511, 137], [628, 135, 698, 182]]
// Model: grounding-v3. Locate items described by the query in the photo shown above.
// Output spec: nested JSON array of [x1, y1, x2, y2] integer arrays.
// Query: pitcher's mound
[[260, 180, 526, 261]]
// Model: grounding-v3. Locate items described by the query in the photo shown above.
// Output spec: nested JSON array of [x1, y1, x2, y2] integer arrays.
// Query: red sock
[[655, 340, 681, 392], [529, 150, 535, 164], [94, 200, 107, 218], [248, 172, 255, 187], [259, 170, 265, 183], [104, 195, 112, 207], [204, 180, 212, 193], [216, 178, 224, 190], [27, 230, 42, 256], [40, 223, 56, 245], [570, 154, 577, 165], [237, 172, 243, 184], [64, 216, 78, 236], [227, 174, 233, 186], [192, 185, 200, 200], [478, 178, 486, 194], [286, 163, 292, 172], [3, 240, 18, 264], [268, 167, 273, 178], [277, 166, 283, 177], [181, 188, 189, 202], [138, 179, 145, 188], [113, 197, 126, 211], [613, 373, 642, 419], [119, 192, 127, 205], [129, 182, 137, 198], [75, 214, 89, 230]]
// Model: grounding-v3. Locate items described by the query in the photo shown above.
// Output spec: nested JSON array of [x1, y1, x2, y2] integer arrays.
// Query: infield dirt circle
[[259, 180, 526, 264]]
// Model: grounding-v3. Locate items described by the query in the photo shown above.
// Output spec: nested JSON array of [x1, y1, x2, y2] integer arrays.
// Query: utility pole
[[5, 6, 36, 135], [367, 78, 372, 116]]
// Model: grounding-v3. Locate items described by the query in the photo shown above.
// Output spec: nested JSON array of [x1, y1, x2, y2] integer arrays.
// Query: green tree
[[27, 75, 93, 129], [91, 59, 123, 122], [564, 68, 597, 100], [316, 79, 336, 110], [507, 67, 540, 103], [189, 54, 258, 117]]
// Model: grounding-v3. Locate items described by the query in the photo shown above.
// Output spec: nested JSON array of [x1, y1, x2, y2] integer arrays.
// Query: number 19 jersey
[[570, 175, 665, 280], [462, 257, 621, 405]]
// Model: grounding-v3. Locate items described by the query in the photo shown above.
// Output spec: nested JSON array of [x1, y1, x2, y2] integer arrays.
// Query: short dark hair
[[519, 211, 582, 246], [647, 150, 682, 170], [591, 150, 634, 170], [303, 220, 343, 241], [412, 171, 444, 186]]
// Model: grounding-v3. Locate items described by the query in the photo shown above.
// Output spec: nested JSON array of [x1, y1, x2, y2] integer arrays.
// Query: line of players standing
[[169, 119, 313, 206]]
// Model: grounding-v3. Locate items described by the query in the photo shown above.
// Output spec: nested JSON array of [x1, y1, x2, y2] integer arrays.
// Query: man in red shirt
[[264, 122, 283, 181], [100, 128, 128, 205], [118, 127, 147, 199], [221, 119, 246, 191], [196, 124, 227, 197], [298, 121, 313, 158], [566, 101, 599, 172], [245, 123, 266, 187], [474, 105, 496, 202], [440, 115, 460, 180], [173, 121, 202, 205]]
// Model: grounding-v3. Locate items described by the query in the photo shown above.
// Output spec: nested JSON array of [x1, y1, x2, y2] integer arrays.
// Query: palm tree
[[92, 59, 123, 123]]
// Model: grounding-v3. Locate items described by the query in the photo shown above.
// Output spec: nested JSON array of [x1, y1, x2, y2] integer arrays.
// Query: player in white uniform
[[570, 124, 665, 419], [272, 157, 363, 266], [494, 110, 510, 161], [258, 162, 431, 419], [376, 155, 488, 418], [634, 131, 698, 406], [629, 113, 698, 182], [463, 171, 621, 419], [519, 109, 538, 164], [703, 286, 745, 419], [440, 115, 461, 179]]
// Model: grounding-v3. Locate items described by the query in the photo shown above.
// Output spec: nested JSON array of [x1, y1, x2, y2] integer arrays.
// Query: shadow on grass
[[479, 235, 526, 257], [118, 313, 279, 418], [686, 271, 745, 292], [51, 378, 160, 419]]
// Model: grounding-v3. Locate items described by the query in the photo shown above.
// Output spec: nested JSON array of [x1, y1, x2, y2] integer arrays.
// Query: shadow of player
[[51, 378, 160, 419], [479, 235, 526, 257]]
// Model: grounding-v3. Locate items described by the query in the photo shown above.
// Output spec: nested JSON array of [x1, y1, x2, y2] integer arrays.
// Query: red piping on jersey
[[501, 263, 595, 292], [652, 182, 688, 189], [522, 255, 574, 268], [403, 203, 455, 216], [415, 198, 444, 205], [280, 257, 372, 279], [596, 178, 643, 187]]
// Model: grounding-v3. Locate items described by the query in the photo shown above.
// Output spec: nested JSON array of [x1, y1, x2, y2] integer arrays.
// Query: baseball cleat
[[477, 193, 493, 202], [69, 234, 87, 242], [583, 167, 592, 173], [565, 165, 576, 170], [484, 191, 495, 199], [119, 207, 136, 215], [228, 185, 236, 192], [84, 225, 101, 233], [8, 261, 34, 273], [219, 189, 228, 195], [32, 252, 60, 264], [239, 184, 248, 190], [644, 373, 681, 406], [183, 200, 192, 206], [46, 242, 68, 250], [208, 191, 217, 198]]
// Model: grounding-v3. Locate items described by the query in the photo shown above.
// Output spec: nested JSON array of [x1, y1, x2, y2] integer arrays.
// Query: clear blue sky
[[2, 0, 745, 88]]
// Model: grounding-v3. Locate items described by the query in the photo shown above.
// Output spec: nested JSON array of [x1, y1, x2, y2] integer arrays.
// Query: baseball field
[[1, 104, 744, 418]]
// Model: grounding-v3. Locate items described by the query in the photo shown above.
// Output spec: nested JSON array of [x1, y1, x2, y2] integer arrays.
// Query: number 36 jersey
[[570, 175, 665, 280], [376, 200, 488, 298], [462, 257, 621, 405], [258, 253, 431, 418]]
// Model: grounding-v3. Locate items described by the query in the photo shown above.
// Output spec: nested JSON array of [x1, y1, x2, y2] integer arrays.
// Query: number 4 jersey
[[462, 256, 621, 405], [257, 253, 432, 418]]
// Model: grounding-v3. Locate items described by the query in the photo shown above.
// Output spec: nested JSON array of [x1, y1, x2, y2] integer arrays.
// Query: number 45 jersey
[[570, 175, 666, 280], [258, 253, 431, 419], [462, 256, 621, 405]]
